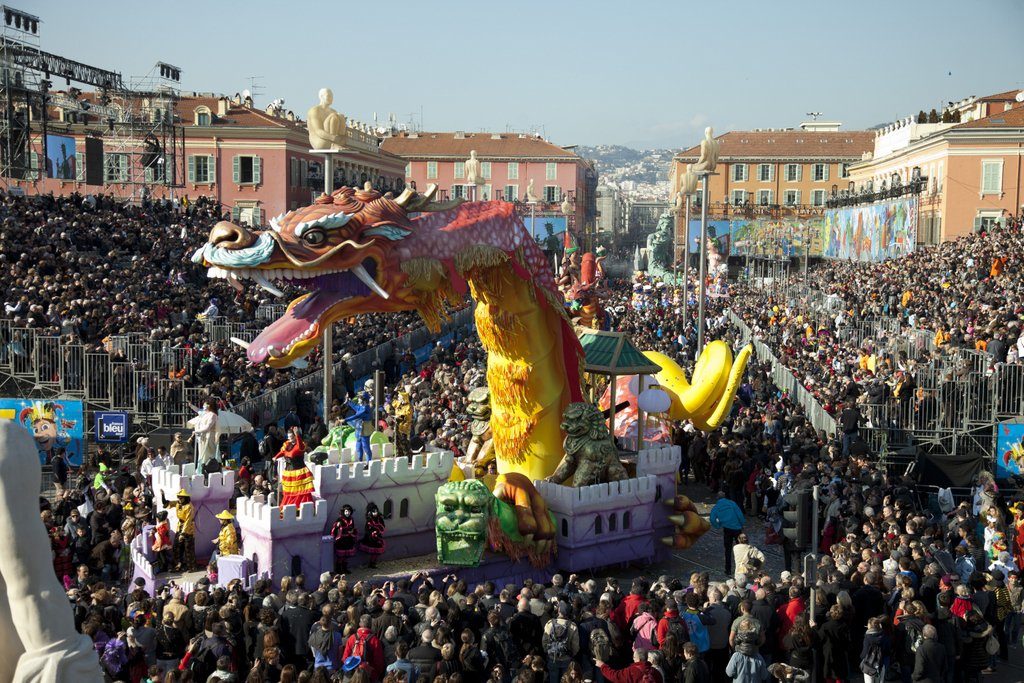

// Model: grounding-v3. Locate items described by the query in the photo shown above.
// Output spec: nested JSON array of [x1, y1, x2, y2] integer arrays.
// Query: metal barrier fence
[[0, 304, 473, 431], [229, 306, 475, 428], [745, 285, 1019, 459], [728, 310, 838, 436]]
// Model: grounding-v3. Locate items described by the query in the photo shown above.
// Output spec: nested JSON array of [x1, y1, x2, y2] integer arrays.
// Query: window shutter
[[290, 158, 298, 186], [253, 207, 262, 226], [188, 155, 196, 182], [797, 165, 803, 181], [231, 205, 241, 222], [823, 164, 830, 181], [253, 156, 262, 184], [232, 155, 240, 184], [769, 165, 775, 181], [144, 166, 153, 183], [209, 155, 216, 184]]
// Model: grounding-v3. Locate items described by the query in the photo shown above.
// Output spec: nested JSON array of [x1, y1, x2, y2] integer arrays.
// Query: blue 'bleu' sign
[[95, 411, 129, 443]]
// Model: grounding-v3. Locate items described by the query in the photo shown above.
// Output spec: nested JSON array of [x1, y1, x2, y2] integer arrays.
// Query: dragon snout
[[208, 221, 256, 250]]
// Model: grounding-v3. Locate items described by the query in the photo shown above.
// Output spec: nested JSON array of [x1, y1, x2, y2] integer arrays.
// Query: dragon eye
[[302, 229, 326, 246]]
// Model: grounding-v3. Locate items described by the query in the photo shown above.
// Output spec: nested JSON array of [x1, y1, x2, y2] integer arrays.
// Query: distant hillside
[[577, 145, 673, 186]]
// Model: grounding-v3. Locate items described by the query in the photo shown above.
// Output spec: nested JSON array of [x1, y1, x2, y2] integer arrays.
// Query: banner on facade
[[95, 411, 130, 444], [996, 419, 1024, 480], [685, 218, 824, 258], [822, 197, 917, 261], [0, 398, 84, 466]]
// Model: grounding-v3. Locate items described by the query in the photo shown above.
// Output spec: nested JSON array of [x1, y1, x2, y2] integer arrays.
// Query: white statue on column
[[465, 150, 483, 188], [0, 422, 103, 681], [307, 88, 347, 150], [678, 169, 698, 196], [691, 126, 720, 174], [525, 178, 539, 203]]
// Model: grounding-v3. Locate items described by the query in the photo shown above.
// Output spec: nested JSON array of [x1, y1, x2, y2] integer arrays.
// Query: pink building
[[10, 92, 406, 226], [381, 131, 597, 242]]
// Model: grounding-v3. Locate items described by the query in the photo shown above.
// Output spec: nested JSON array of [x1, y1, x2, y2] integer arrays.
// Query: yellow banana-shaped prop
[[642, 342, 753, 431]]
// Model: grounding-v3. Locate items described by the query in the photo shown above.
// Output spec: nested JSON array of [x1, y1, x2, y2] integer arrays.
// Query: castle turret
[[636, 445, 682, 561], [235, 497, 331, 588], [313, 450, 453, 558], [535, 475, 658, 572], [153, 465, 235, 562]]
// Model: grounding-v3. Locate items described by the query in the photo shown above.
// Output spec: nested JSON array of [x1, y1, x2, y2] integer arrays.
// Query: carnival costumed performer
[[274, 426, 315, 507], [330, 504, 358, 573], [345, 396, 373, 463], [1013, 503, 1024, 570], [212, 510, 238, 561], [161, 488, 197, 571], [359, 502, 386, 568], [189, 399, 219, 471], [151, 510, 172, 573]]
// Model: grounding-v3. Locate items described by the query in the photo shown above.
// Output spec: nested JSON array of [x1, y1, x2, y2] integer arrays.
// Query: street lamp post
[[696, 172, 712, 355], [676, 171, 698, 329]]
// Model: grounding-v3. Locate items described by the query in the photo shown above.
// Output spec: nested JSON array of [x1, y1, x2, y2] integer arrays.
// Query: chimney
[[217, 97, 229, 117]]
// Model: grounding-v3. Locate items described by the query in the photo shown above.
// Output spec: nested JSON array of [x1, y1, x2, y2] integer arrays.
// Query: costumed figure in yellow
[[162, 488, 196, 571], [213, 510, 238, 559]]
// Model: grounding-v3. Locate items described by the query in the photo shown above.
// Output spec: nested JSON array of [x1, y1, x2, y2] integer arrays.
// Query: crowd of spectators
[[37, 272, 1023, 683], [0, 192, 463, 413], [727, 216, 1024, 442], [8, 190, 1024, 682]]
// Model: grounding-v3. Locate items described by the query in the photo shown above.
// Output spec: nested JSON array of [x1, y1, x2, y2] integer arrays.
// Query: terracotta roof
[[954, 103, 1024, 129], [674, 130, 873, 161], [176, 96, 305, 130], [381, 131, 580, 160], [978, 89, 1023, 102]]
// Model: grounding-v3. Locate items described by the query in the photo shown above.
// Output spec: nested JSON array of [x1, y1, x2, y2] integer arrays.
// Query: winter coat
[[725, 651, 769, 682]]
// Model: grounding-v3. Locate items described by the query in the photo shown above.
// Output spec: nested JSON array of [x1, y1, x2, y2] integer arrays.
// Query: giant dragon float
[[137, 180, 749, 590]]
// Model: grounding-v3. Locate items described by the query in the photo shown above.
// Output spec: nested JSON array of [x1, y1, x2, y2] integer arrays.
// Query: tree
[[941, 109, 953, 123], [927, 109, 940, 123], [916, 110, 928, 123]]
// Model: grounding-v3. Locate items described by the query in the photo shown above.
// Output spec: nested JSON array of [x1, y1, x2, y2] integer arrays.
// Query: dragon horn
[[393, 187, 417, 208]]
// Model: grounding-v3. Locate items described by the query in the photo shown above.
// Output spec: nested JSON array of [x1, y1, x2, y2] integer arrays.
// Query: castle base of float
[[137, 445, 680, 592]]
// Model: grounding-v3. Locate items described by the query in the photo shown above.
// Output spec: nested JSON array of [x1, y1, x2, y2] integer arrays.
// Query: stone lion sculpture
[[546, 402, 629, 487]]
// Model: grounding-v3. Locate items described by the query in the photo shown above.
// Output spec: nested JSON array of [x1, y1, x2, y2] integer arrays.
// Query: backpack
[[351, 632, 371, 662], [545, 620, 571, 662], [652, 616, 688, 648], [859, 642, 882, 676], [905, 622, 923, 656], [681, 611, 709, 653], [258, 437, 272, 459], [187, 642, 217, 680], [588, 625, 611, 660]]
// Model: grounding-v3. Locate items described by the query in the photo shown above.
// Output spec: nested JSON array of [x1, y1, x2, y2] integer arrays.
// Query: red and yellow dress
[[275, 435, 315, 508]]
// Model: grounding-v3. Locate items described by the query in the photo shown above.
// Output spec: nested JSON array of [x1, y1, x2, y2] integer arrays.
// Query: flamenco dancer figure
[[331, 504, 358, 573], [360, 502, 386, 568], [274, 427, 314, 508]]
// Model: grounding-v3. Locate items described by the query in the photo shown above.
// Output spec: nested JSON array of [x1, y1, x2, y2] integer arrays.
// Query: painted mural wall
[[822, 197, 918, 261]]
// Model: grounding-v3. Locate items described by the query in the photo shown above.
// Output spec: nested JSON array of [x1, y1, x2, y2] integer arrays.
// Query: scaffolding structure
[[0, 6, 183, 198], [0, 5, 41, 183], [103, 61, 184, 200]]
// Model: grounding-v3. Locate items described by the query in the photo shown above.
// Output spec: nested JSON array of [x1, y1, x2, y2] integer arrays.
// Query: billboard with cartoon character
[[997, 419, 1024, 480], [0, 399, 83, 466]]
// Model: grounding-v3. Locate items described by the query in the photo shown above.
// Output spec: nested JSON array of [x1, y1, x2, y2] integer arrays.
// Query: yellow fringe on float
[[491, 411, 537, 465], [402, 258, 459, 332], [455, 244, 509, 275], [488, 359, 532, 411]]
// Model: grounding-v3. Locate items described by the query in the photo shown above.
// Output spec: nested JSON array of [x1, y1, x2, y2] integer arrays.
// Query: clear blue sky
[[20, 0, 1024, 149]]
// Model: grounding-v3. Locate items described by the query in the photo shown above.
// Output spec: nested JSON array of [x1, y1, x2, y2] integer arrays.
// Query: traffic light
[[781, 489, 812, 549]]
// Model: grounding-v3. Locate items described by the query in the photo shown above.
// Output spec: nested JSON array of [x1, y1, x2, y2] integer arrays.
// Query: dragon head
[[192, 183, 463, 368]]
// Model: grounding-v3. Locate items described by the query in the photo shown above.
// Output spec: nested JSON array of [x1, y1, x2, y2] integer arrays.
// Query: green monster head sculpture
[[436, 479, 493, 567], [434, 478, 527, 566]]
